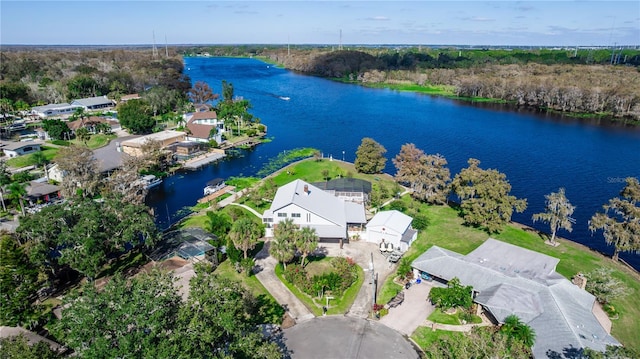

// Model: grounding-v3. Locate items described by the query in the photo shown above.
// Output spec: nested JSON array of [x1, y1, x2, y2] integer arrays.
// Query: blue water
[[148, 57, 640, 270]]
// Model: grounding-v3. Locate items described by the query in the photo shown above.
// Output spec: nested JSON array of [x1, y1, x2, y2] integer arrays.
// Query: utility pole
[[370, 252, 376, 311]]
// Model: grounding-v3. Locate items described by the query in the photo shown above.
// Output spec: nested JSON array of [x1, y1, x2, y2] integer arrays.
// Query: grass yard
[[6, 146, 59, 168], [411, 328, 464, 349], [70, 133, 117, 149]]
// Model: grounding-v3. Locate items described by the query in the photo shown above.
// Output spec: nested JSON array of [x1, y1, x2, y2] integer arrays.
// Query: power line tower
[[152, 30, 159, 59], [339, 29, 343, 51], [165, 34, 169, 58]]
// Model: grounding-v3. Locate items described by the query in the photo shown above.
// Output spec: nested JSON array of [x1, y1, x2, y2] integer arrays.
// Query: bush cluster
[[283, 257, 358, 298]]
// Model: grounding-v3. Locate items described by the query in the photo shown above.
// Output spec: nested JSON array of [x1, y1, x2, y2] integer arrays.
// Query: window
[[306, 213, 311, 222], [277, 213, 287, 218], [291, 213, 301, 218]]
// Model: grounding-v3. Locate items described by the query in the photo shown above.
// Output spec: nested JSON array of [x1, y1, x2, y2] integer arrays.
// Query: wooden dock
[[197, 186, 236, 204]]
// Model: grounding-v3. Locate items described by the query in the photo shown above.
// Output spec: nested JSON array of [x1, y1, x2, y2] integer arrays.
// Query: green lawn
[[411, 328, 464, 349], [6, 146, 59, 168], [428, 309, 461, 325], [70, 133, 117, 149]]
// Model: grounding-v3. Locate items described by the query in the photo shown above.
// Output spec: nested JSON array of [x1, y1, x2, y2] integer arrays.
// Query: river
[[147, 56, 640, 270]]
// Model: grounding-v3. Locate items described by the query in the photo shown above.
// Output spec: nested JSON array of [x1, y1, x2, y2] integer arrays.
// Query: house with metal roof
[[311, 177, 372, 204], [365, 210, 417, 252], [411, 238, 619, 358], [31, 103, 83, 118], [0, 140, 42, 157], [70, 95, 115, 110], [262, 179, 366, 241]]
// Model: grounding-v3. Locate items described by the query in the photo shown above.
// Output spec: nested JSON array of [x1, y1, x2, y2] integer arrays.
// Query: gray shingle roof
[[411, 238, 619, 358]]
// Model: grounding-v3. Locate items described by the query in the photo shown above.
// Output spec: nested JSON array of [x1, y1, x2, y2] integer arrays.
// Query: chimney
[[303, 184, 309, 195]]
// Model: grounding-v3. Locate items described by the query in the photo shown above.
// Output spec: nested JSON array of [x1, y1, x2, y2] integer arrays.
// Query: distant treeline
[[0, 48, 191, 113], [255, 48, 639, 123]]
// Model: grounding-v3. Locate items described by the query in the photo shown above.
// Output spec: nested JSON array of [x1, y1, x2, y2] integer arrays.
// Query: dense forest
[[0, 47, 191, 114], [259, 47, 640, 123]]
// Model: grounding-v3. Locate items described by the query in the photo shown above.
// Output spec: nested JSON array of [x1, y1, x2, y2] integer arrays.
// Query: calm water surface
[[147, 57, 640, 270]]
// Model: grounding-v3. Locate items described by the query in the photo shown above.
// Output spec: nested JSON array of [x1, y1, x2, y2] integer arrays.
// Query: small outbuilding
[[365, 210, 417, 253]]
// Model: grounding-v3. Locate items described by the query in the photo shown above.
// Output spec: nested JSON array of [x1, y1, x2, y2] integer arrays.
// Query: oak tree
[[589, 177, 640, 261], [393, 143, 450, 204], [532, 188, 576, 245], [117, 98, 155, 134], [354, 137, 387, 174], [54, 145, 100, 199], [450, 158, 527, 233], [189, 80, 219, 104]]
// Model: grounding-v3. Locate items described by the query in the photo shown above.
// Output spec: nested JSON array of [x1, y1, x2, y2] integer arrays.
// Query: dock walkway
[[183, 151, 226, 170]]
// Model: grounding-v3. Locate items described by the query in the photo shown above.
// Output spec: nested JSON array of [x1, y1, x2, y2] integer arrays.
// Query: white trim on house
[[31, 103, 83, 118], [262, 179, 366, 240], [365, 210, 417, 252]]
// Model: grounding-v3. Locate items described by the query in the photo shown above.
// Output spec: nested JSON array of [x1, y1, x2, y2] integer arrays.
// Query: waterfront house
[[67, 116, 118, 134], [70, 95, 115, 111], [120, 130, 186, 157], [365, 210, 417, 252], [262, 179, 367, 242], [411, 238, 619, 358], [31, 103, 82, 118], [183, 111, 225, 143], [0, 140, 42, 158]]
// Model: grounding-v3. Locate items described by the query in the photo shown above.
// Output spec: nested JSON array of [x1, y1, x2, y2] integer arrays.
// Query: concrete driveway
[[282, 316, 420, 359], [380, 281, 435, 336]]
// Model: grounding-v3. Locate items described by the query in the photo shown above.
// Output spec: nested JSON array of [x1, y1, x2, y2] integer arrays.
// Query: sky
[[1, 1, 638, 46]]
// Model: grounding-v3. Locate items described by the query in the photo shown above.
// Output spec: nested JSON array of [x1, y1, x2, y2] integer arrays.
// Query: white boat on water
[[279, 96, 290, 101], [204, 178, 226, 195], [141, 174, 162, 190]]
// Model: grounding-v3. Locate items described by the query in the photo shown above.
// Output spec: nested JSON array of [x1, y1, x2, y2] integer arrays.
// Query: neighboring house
[[31, 103, 82, 118], [120, 130, 186, 157], [119, 93, 141, 103], [183, 111, 225, 143], [262, 179, 367, 241], [26, 180, 62, 204], [67, 116, 118, 134], [311, 178, 372, 204], [0, 140, 42, 157], [411, 238, 619, 358], [71, 95, 115, 110], [0, 326, 66, 354], [365, 210, 417, 252]]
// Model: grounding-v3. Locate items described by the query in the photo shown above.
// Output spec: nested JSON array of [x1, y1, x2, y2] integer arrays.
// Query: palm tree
[[75, 127, 91, 145], [7, 182, 27, 216], [296, 226, 318, 267], [228, 217, 262, 259], [31, 150, 49, 181], [501, 314, 536, 348], [270, 218, 297, 269]]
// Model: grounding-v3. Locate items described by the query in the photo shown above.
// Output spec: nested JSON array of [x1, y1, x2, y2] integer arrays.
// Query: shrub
[[583, 268, 629, 305], [412, 213, 429, 230], [429, 277, 473, 310], [388, 200, 407, 212]]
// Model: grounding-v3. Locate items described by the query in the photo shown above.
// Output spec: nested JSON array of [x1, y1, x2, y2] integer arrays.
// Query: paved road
[[283, 316, 419, 359]]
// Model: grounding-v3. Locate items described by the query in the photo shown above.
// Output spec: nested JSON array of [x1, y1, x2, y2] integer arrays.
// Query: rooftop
[[411, 238, 619, 358], [120, 130, 186, 148]]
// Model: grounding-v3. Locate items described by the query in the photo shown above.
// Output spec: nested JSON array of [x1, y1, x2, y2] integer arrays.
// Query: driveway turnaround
[[282, 316, 420, 359], [380, 281, 435, 335]]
